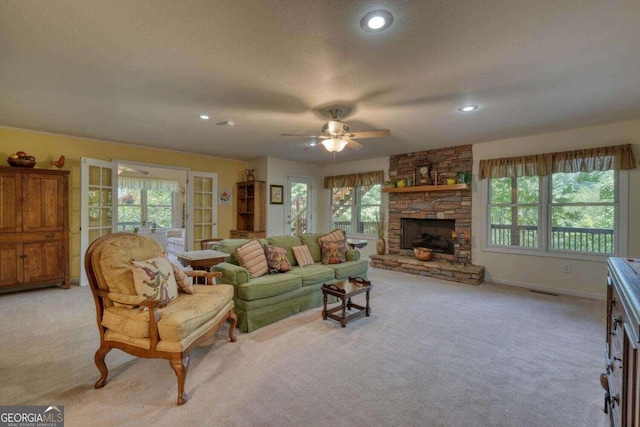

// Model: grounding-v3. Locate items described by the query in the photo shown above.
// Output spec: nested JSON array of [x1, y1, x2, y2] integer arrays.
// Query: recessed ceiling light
[[309, 142, 317, 147], [360, 10, 393, 32], [199, 114, 210, 120], [457, 105, 479, 112]]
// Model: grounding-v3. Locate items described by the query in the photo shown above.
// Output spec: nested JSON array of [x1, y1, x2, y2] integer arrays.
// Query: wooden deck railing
[[490, 224, 614, 253]]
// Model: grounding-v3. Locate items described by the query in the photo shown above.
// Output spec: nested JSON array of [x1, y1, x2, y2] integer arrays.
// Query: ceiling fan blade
[[345, 139, 365, 151], [282, 133, 330, 139], [345, 129, 391, 139]]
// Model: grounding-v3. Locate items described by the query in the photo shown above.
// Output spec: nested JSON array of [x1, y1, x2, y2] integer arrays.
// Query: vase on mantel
[[376, 238, 386, 255]]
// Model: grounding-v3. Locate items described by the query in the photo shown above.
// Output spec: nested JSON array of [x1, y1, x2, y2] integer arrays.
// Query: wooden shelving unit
[[230, 180, 266, 239], [382, 183, 471, 193]]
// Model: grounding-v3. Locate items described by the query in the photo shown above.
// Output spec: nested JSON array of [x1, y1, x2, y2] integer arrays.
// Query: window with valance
[[481, 144, 635, 256], [118, 178, 181, 230], [325, 171, 384, 235]]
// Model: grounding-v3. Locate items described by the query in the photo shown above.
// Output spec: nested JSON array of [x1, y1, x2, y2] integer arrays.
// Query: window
[[551, 171, 615, 253], [488, 170, 618, 255], [331, 184, 381, 235], [489, 176, 540, 249], [118, 187, 175, 231]]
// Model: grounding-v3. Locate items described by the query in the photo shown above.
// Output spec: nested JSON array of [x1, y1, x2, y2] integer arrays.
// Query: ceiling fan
[[282, 108, 391, 152]]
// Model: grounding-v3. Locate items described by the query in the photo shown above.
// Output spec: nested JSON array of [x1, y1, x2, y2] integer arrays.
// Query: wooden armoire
[[0, 166, 70, 292]]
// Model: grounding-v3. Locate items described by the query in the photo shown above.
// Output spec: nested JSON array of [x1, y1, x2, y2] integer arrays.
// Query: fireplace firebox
[[401, 218, 455, 255]]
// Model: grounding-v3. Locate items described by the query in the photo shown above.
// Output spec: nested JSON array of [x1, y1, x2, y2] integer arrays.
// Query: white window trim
[[482, 170, 628, 261]]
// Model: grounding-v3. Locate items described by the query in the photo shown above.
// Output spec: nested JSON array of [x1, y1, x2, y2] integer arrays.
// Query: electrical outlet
[[562, 264, 571, 273]]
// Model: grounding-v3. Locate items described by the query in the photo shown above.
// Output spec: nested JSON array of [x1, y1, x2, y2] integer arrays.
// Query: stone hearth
[[370, 255, 485, 286]]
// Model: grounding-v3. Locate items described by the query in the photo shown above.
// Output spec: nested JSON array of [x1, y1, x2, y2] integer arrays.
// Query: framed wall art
[[270, 185, 283, 204], [218, 188, 232, 205]]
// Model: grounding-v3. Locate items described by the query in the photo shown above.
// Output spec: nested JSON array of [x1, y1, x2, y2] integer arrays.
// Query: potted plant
[[374, 211, 386, 255]]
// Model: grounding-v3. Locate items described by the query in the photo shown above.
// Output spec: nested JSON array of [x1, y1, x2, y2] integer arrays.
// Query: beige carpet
[[0, 268, 607, 427]]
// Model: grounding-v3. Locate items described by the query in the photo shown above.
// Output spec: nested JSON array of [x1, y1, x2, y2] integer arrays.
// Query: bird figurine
[[50, 155, 65, 169]]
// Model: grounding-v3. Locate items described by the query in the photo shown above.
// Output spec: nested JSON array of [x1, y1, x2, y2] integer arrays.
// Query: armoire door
[[22, 173, 65, 233], [0, 171, 21, 233], [23, 241, 65, 284]]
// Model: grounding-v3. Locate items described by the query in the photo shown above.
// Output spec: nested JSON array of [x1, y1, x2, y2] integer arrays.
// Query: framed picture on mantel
[[270, 185, 283, 204]]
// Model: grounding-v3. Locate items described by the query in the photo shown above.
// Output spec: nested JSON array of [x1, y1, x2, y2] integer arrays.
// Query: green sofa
[[212, 233, 368, 332]]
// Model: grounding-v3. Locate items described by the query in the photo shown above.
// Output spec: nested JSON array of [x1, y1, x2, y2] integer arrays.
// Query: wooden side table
[[322, 277, 372, 327], [176, 249, 229, 271]]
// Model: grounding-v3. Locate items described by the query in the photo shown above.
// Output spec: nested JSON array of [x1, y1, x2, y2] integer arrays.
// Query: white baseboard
[[489, 277, 605, 301]]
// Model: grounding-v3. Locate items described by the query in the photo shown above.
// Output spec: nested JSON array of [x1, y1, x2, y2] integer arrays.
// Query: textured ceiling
[[1, 0, 640, 164]]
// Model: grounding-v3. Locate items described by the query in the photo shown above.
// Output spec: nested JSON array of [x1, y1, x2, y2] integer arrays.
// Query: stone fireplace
[[370, 144, 485, 285]]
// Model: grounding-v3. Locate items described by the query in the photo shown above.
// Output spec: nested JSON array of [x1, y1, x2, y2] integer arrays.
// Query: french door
[[285, 176, 312, 235], [187, 171, 218, 251], [80, 158, 117, 286], [79, 159, 218, 285]]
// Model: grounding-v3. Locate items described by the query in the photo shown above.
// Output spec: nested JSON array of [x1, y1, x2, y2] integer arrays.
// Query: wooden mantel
[[382, 183, 471, 193]]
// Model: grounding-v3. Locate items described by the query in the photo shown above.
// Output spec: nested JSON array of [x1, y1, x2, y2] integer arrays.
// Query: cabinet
[[603, 257, 640, 426], [231, 181, 266, 239], [0, 166, 70, 292]]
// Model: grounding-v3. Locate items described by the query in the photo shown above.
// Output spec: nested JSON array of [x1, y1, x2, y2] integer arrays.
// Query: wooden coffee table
[[322, 277, 372, 327]]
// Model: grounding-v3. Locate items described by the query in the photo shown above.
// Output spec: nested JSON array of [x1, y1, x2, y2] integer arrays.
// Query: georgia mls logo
[[0, 405, 64, 427]]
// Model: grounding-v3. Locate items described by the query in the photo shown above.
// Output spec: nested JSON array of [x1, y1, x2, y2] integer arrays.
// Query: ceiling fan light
[[321, 138, 348, 153]]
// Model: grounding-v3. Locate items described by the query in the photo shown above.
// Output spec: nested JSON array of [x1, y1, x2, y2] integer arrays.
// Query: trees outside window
[[118, 187, 175, 230], [488, 170, 617, 255]]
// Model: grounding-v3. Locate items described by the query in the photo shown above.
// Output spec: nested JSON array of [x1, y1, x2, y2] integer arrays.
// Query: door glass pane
[[194, 209, 202, 224], [89, 229, 100, 243], [194, 225, 203, 240], [89, 208, 100, 227], [101, 208, 112, 226], [101, 189, 111, 205], [102, 168, 112, 186], [290, 181, 309, 235], [88, 188, 100, 206], [89, 166, 101, 186], [203, 178, 212, 192]]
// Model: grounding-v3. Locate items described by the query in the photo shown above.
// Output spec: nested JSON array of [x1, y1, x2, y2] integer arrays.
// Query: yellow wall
[[0, 127, 248, 282]]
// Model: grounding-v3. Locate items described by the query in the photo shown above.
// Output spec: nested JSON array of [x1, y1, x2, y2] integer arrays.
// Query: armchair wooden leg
[[170, 354, 190, 405], [228, 309, 237, 342], [94, 345, 111, 389]]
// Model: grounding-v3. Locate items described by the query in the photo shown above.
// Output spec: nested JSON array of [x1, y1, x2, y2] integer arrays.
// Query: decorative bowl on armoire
[[7, 157, 36, 168]]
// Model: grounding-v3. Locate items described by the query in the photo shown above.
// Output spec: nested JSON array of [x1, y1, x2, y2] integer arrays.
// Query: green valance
[[479, 144, 636, 179], [323, 170, 384, 189]]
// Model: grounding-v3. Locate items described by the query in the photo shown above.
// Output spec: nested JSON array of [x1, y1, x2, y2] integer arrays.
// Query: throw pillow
[[130, 255, 179, 302], [236, 239, 269, 278], [263, 244, 291, 273], [318, 229, 346, 245], [292, 245, 315, 267], [320, 239, 348, 264], [170, 262, 194, 294]]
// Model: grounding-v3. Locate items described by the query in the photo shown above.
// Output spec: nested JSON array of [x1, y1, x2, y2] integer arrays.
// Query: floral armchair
[[84, 233, 237, 405]]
